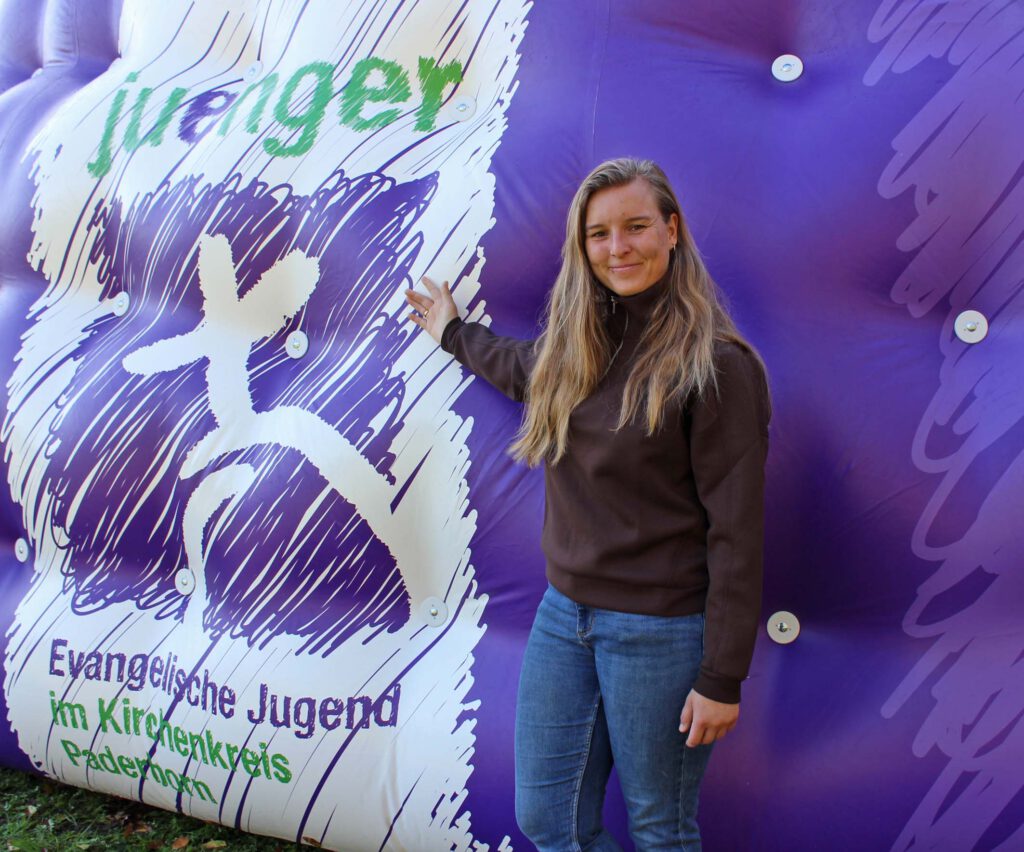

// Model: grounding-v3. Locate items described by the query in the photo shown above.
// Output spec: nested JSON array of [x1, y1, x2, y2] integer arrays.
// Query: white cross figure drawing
[[122, 234, 418, 632]]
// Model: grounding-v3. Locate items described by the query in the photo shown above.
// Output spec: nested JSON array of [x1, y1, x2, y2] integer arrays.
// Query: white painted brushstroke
[[4, 1, 531, 849]]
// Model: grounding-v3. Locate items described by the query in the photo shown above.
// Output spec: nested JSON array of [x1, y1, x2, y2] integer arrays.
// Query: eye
[[587, 230, 607, 240], [628, 223, 648, 232]]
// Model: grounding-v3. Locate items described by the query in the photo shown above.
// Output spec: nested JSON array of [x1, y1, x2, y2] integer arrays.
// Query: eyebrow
[[585, 215, 654, 233]]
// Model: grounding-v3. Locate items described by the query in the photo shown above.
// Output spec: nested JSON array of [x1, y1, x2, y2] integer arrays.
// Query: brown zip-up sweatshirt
[[441, 279, 770, 703]]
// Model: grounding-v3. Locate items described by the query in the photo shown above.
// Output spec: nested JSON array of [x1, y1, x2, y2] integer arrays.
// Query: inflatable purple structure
[[0, 1, 1020, 849]]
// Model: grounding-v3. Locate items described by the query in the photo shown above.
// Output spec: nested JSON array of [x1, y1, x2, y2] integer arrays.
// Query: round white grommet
[[244, 61, 264, 82], [768, 611, 800, 644], [420, 597, 448, 628], [111, 291, 130, 317], [14, 538, 29, 563], [954, 310, 988, 344], [450, 96, 476, 121], [175, 569, 196, 595], [285, 330, 308, 359], [772, 54, 804, 82]]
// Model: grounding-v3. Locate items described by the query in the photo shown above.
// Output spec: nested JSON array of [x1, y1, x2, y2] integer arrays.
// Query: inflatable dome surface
[[0, 1, 1021, 850]]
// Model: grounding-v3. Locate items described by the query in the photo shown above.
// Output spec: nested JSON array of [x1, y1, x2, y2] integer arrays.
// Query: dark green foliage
[[0, 767, 302, 851]]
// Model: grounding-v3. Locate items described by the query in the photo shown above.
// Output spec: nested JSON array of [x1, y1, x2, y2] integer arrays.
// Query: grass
[[0, 766, 303, 852]]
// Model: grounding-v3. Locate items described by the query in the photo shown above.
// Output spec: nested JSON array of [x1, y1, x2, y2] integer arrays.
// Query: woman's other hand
[[678, 690, 739, 747], [405, 276, 459, 345]]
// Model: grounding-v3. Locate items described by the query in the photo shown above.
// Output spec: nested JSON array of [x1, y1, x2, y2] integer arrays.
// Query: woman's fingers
[[678, 692, 694, 734], [422, 276, 457, 312], [422, 275, 444, 298], [404, 288, 432, 313], [405, 276, 451, 314]]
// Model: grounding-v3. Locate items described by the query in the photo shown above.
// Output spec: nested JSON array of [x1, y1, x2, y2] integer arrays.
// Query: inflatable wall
[[0, 1, 1021, 849]]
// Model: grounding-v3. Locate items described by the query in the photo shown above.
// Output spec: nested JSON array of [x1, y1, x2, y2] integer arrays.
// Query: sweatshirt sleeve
[[689, 343, 771, 704], [440, 317, 536, 402]]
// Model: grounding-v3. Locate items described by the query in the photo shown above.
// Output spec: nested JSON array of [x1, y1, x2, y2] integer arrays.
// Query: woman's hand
[[679, 690, 739, 747], [405, 276, 460, 345]]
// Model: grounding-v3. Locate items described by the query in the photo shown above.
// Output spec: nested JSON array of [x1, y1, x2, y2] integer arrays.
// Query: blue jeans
[[515, 585, 713, 851]]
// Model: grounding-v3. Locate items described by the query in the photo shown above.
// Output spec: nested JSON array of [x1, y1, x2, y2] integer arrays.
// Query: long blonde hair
[[510, 157, 759, 467]]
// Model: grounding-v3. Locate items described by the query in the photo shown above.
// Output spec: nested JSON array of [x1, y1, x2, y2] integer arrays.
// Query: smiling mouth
[[609, 263, 642, 272]]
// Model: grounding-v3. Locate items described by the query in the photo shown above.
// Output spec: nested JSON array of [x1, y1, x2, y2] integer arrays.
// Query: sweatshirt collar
[[599, 274, 668, 322]]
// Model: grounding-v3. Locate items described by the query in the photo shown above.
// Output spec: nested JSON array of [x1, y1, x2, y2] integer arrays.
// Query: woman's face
[[583, 179, 679, 298]]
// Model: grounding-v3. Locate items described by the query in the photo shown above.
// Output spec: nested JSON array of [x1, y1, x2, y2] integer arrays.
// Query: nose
[[609, 229, 631, 256]]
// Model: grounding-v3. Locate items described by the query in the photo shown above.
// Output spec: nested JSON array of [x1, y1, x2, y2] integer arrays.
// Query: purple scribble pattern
[[867, 1, 1024, 849], [43, 169, 439, 655]]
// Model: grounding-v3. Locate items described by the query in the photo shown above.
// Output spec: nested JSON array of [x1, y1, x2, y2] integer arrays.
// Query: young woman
[[406, 158, 770, 851]]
